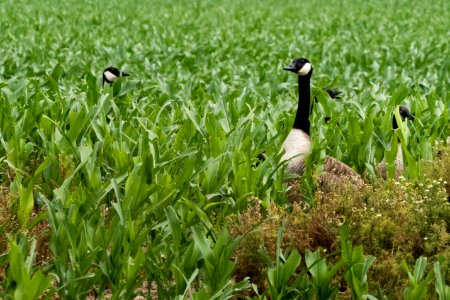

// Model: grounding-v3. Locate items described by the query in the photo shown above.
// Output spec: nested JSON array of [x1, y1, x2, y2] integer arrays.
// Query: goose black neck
[[392, 116, 401, 143], [293, 75, 311, 135], [392, 116, 399, 130]]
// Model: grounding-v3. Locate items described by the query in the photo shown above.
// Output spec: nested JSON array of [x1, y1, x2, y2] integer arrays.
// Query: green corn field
[[0, 0, 449, 298]]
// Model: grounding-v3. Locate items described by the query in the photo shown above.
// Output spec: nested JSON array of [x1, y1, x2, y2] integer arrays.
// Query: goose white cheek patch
[[104, 71, 118, 81], [298, 62, 312, 75]]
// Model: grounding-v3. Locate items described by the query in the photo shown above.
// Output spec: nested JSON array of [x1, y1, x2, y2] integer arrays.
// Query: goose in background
[[322, 88, 343, 124], [323, 88, 343, 99], [378, 106, 415, 179], [102, 67, 130, 87], [281, 58, 362, 183]]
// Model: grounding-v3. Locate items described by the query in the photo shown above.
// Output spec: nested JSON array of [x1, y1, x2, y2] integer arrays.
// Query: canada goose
[[378, 106, 415, 179], [281, 58, 361, 181], [102, 67, 130, 87]]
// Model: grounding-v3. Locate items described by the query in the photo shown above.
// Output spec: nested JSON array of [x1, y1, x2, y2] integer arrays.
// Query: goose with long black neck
[[378, 106, 415, 179], [281, 58, 313, 173], [281, 58, 361, 181]]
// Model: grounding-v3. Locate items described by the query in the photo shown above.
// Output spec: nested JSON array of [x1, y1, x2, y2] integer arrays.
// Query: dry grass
[[0, 185, 18, 281], [0, 182, 52, 282]]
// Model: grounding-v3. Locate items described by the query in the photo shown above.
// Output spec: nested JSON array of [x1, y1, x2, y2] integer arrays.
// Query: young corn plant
[[264, 222, 303, 299], [165, 206, 202, 298], [10, 158, 51, 230], [305, 249, 345, 300], [340, 226, 376, 300], [2, 235, 52, 300], [402, 257, 434, 300], [192, 226, 249, 299], [434, 260, 450, 300]]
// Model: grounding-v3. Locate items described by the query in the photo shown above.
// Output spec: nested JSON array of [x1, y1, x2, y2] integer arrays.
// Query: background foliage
[[0, 0, 449, 298]]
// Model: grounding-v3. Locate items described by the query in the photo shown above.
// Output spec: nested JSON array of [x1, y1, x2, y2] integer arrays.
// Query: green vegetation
[[0, 0, 449, 298]]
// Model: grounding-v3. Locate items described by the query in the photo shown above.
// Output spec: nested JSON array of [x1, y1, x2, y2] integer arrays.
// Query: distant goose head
[[322, 88, 343, 124], [393, 105, 415, 129], [323, 88, 343, 99], [283, 58, 313, 77], [102, 67, 130, 88]]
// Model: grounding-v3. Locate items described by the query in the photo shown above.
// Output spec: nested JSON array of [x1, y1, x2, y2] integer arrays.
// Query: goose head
[[102, 67, 130, 87], [283, 58, 313, 76], [393, 106, 415, 129]]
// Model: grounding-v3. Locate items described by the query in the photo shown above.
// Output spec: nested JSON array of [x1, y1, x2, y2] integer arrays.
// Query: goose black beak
[[121, 71, 130, 77], [283, 63, 297, 73], [406, 113, 415, 121]]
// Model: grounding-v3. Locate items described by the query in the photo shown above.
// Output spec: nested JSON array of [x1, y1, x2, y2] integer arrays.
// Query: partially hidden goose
[[378, 105, 415, 179]]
